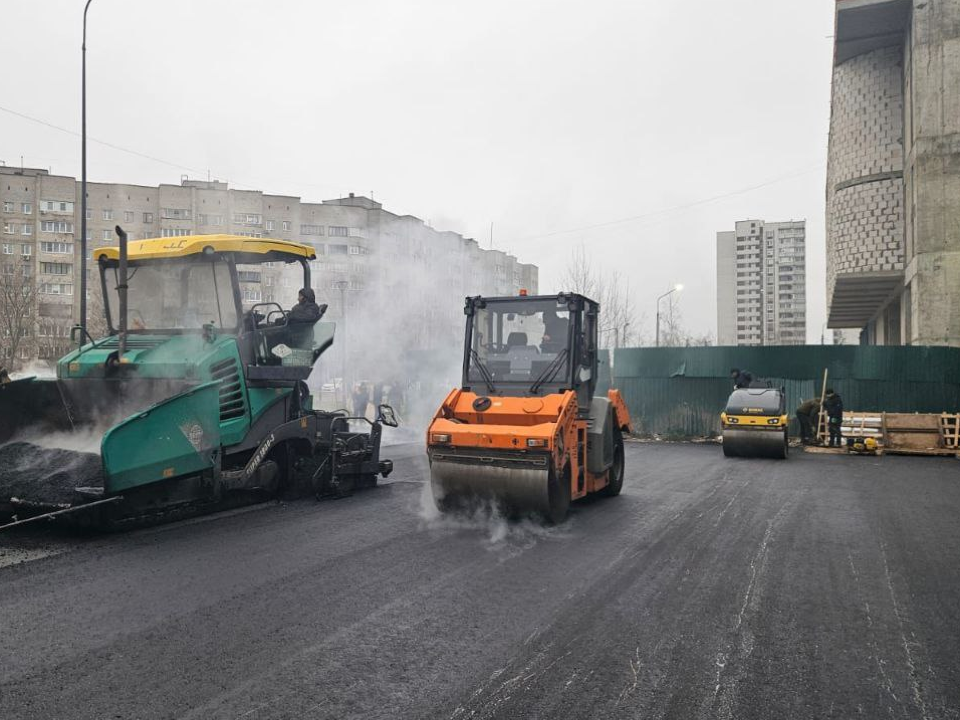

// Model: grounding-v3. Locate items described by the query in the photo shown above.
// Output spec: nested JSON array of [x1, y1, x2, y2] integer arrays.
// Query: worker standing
[[730, 367, 754, 389], [352, 382, 368, 418], [795, 398, 821, 445], [823, 388, 844, 447]]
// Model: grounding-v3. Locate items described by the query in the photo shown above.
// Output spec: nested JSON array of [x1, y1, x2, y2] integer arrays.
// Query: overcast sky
[[1, 0, 836, 343]]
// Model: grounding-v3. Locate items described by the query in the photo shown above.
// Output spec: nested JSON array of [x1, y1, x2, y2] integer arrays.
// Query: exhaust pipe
[[115, 225, 128, 361]]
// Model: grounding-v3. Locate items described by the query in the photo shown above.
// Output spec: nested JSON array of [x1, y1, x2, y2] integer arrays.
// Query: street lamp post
[[655, 284, 683, 347], [80, 0, 94, 333]]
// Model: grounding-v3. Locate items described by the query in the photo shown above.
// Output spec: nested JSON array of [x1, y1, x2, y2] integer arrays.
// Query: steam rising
[[416, 476, 568, 548], [271, 239, 483, 429]]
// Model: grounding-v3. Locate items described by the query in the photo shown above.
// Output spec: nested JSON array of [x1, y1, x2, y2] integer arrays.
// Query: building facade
[[716, 219, 807, 346], [0, 168, 537, 370], [826, 0, 960, 345]]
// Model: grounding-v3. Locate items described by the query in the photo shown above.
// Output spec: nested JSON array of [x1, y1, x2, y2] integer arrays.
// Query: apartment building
[[826, 0, 960, 345], [0, 168, 538, 370], [716, 219, 807, 346]]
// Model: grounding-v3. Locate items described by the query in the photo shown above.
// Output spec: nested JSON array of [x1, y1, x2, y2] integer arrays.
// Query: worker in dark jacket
[[288, 288, 326, 324], [823, 388, 844, 447], [540, 309, 568, 352], [730, 368, 754, 389], [795, 398, 821, 445]]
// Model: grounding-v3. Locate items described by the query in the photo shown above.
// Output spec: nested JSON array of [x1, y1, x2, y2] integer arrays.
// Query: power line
[[0, 104, 212, 178], [515, 164, 825, 243], [0, 104, 343, 196]]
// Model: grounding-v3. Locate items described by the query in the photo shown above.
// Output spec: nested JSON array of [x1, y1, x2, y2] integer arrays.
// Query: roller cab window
[[725, 388, 784, 416], [466, 298, 572, 393]]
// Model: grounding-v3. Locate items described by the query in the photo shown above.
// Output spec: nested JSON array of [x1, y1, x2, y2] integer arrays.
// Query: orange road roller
[[426, 292, 632, 523]]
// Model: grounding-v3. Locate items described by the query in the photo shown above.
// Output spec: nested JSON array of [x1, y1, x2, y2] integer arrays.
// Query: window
[[265, 220, 275, 231], [348, 245, 363, 255], [242, 288, 262, 302], [265, 275, 274, 286], [41, 262, 71, 275], [102, 230, 112, 241], [300, 224, 323, 235], [40, 241, 73, 254], [85, 207, 93, 220], [41, 221, 74, 233], [41, 200, 75, 213], [102, 209, 114, 220], [281, 221, 291, 232], [2, 244, 12, 254], [103, 261, 238, 331], [21, 244, 31, 257], [38, 282, 73, 295], [3, 223, 14, 234], [161, 208, 192, 220], [21, 224, 32, 236], [348, 227, 362, 238], [161, 228, 191, 237], [143, 212, 154, 224], [329, 244, 348, 255], [2, 202, 13, 212], [238, 271, 262, 283], [235, 231, 263, 238], [232, 213, 262, 226], [123, 211, 135, 223], [22, 202, 32, 215], [198, 214, 223, 226], [328, 226, 348, 237]]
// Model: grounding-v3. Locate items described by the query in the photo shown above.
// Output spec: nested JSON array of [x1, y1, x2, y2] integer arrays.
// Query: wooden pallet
[[940, 414, 960, 450]]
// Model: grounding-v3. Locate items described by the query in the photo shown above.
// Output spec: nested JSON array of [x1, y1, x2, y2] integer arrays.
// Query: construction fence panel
[[609, 346, 960, 438]]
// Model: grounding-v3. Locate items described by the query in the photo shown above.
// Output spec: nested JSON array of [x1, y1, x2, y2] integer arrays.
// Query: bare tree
[[560, 243, 644, 348], [658, 297, 713, 347], [0, 264, 36, 370], [85, 275, 110, 340]]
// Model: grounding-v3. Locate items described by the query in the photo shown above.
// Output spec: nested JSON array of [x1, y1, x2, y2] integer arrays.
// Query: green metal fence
[[604, 346, 960, 438]]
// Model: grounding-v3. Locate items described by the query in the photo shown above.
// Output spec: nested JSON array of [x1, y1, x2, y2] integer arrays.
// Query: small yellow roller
[[720, 387, 789, 459]]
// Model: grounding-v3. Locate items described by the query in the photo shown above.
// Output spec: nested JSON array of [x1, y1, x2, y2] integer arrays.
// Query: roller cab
[[427, 293, 632, 523], [721, 387, 789, 459]]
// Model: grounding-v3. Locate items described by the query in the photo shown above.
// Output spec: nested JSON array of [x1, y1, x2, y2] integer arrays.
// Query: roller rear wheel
[[601, 431, 625, 497], [544, 463, 571, 524]]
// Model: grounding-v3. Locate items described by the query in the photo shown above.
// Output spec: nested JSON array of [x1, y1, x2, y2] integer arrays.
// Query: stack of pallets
[[815, 412, 960, 457]]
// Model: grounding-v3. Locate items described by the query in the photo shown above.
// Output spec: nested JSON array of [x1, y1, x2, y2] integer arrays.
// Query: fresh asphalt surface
[[1, 442, 959, 720]]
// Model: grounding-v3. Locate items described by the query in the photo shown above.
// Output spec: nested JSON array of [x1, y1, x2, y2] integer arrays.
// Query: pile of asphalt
[[0, 442, 103, 508]]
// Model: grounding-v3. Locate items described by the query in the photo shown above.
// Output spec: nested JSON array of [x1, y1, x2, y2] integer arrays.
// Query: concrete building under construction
[[826, 0, 960, 345]]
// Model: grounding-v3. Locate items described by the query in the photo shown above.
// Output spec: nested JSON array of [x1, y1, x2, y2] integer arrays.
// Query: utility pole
[[80, 0, 94, 333]]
